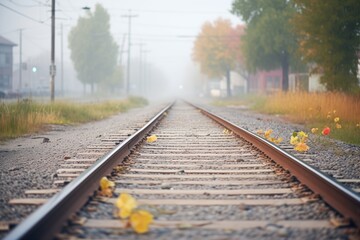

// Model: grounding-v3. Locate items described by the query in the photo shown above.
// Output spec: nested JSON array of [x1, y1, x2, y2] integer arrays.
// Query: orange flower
[[264, 129, 273, 139], [256, 129, 264, 135], [311, 128, 318, 134], [273, 137, 283, 144], [294, 142, 309, 152], [322, 127, 330, 136]]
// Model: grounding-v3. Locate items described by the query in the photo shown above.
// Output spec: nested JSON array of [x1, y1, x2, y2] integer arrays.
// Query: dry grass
[[254, 92, 360, 124], [0, 97, 148, 141], [252, 92, 360, 144], [213, 92, 360, 144]]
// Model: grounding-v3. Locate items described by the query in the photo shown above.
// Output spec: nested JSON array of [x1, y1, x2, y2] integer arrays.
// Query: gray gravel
[[0, 102, 167, 231], [58, 101, 358, 240], [1, 100, 359, 239], [198, 103, 360, 189]]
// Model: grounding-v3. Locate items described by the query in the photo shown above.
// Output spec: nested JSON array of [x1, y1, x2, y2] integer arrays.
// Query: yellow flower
[[146, 135, 157, 143], [336, 123, 342, 129], [294, 142, 309, 152], [273, 137, 283, 144], [223, 129, 232, 135], [357, 123, 360, 128], [297, 131, 308, 139], [115, 193, 137, 219], [264, 129, 273, 139], [290, 136, 299, 145], [99, 177, 115, 197], [326, 114, 331, 119], [256, 129, 264, 135], [130, 210, 153, 234], [311, 128, 318, 134], [334, 117, 340, 123], [100, 177, 115, 190]]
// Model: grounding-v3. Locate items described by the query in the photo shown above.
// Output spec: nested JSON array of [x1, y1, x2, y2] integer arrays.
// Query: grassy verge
[[212, 92, 360, 145], [0, 96, 148, 141]]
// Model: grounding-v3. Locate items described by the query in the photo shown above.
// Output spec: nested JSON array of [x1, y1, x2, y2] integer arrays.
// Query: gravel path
[[0, 103, 167, 225], [197, 103, 360, 188]]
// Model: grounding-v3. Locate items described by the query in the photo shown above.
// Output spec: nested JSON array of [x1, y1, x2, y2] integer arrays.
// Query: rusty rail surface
[[190, 102, 360, 227], [4, 102, 174, 240]]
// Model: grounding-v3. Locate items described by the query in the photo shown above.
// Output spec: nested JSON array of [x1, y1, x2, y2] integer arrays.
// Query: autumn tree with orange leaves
[[192, 18, 245, 97]]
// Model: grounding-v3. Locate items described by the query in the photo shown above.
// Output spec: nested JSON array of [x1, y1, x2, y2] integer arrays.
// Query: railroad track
[[4, 101, 360, 239]]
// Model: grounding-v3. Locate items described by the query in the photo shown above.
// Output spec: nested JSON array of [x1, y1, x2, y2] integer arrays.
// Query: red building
[[248, 69, 282, 93]]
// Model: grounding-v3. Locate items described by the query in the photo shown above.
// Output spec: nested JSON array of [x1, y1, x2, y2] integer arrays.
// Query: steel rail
[[190, 102, 360, 227], [5, 102, 174, 240]]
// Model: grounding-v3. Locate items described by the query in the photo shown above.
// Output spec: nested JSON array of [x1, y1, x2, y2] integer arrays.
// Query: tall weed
[[0, 97, 147, 141]]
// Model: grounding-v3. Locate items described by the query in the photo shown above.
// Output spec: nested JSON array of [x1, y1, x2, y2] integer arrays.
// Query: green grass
[[0, 96, 148, 141]]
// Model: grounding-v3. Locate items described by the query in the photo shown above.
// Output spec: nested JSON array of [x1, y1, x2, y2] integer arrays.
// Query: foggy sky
[[0, 0, 241, 96]]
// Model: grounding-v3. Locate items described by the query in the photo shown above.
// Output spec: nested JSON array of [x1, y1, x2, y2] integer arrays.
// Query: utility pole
[[60, 23, 63, 97], [19, 28, 22, 91], [118, 34, 126, 65], [50, 0, 56, 101], [133, 42, 145, 94], [121, 10, 137, 95], [142, 50, 150, 96], [138, 43, 146, 95]]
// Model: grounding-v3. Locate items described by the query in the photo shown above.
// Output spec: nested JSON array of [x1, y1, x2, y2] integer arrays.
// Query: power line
[[112, 8, 229, 15], [55, 1, 73, 21], [30, 0, 50, 7], [135, 22, 200, 30], [121, 10, 138, 95], [0, 2, 48, 24], [6, 0, 38, 8]]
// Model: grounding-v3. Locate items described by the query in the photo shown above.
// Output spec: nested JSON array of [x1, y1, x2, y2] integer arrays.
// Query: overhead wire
[[6, 0, 38, 8], [109, 8, 229, 15], [0, 2, 49, 25]]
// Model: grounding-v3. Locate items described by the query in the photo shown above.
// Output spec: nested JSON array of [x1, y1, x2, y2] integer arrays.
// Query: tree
[[192, 18, 244, 97], [231, 0, 299, 91], [99, 65, 124, 93], [68, 4, 118, 93], [292, 0, 360, 92]]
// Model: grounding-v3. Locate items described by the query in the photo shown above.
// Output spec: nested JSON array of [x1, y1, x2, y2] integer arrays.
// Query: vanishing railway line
[[4, 101, 360, 239]]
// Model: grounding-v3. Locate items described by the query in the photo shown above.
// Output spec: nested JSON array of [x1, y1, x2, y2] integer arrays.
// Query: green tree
[[231, 0, 298, 91], [100, 65, 124, 93], [293, 0, 360, 92], [68, 4, 118, 93], [192, 18, 244, 97]]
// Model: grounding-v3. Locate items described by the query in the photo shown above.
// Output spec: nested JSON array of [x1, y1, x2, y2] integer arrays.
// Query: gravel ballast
[[58, 101, 358, 239], [1, 100, 359, 239], [199, 103, 360, 184], [0, 103, 167, 226]]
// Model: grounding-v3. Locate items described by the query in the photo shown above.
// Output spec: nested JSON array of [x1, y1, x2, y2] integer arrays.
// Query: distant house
[[219, 71, 247, 96], [289, 73, 326, 92], [248, 69, 282, 93], [0, 35, 17, 95]]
